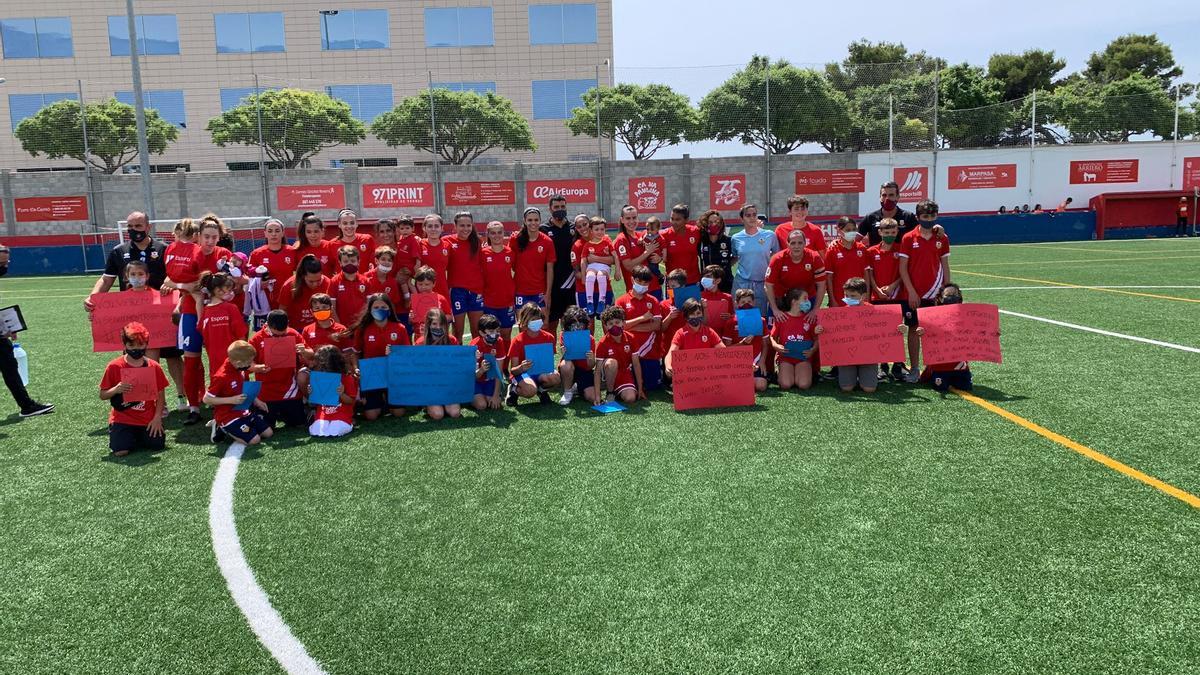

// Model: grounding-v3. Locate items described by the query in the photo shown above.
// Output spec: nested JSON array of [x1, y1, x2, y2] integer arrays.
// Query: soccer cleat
[[877, 366, 889, 382], [891, 363, 909, 381], [505, 385, 519, 407], [176, 396, 189, 412], [559, 389, 575, 406], [595, 300, 607, 316], [537, 388, 552, 405], [19, 402, 54, 418], [184, 410, 202, 426], [905, 370, 921, 384], [208, 419, 224, 444]]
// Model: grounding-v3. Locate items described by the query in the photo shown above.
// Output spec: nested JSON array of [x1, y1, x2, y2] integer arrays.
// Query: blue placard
[[387, 346, 475, 406], [592, 401, 626, 414], [562, 330, 591, 360], [359, 357, 388, 391], [525, 343, 555, 376], [671, 283, 701, 308], [309, 371, 342, 406], [785, 339, 814, 360], [736, 308, 763, 337], [234, 380, 262, 411], [483, 354, 505, 383]]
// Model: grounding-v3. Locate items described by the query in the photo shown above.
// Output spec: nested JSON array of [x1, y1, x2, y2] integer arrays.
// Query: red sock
[[183, 357, 205, 407]]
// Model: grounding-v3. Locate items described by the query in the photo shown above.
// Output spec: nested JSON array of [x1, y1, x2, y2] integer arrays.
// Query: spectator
[[998, 206, 1007, 214], [1177, 197, 1190, 238], [1032, 204, 1044, 214], [1021, 204, 1031, 214], [0, 245, 54, 418], [1011, 205, 1022, 214], [1056, 197, 1073, 213]]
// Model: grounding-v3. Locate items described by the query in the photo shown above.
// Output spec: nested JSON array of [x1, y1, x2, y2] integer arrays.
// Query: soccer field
[[1, 237, 1198, 673]]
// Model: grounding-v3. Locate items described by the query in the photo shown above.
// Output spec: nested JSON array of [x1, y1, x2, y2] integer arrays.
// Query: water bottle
[[12, 342, 28, 386]]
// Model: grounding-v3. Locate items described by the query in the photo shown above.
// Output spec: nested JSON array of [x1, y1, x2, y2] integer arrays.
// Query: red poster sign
[[1069, 159, 1139, 185], [121, 367, 161, 403], [14, 196, 89, 222], [263, 336, 298, 370], [894, 167, 929, 202], [89, 291, 178, 352], [525, 178, 597, 204], [362, 183, 435, 209], [1183, 157, 1200, 191], [918, 303, 1003, 365], [444, 181, 516, 206], [671, 345, 756, 411], [276, 185, 345, 210], [709, 174, 746, 210], [816, 304, 906, 367], [629, 177, 666, 213], [794, 169, 865, 194], [948, 164, 1018, 190]]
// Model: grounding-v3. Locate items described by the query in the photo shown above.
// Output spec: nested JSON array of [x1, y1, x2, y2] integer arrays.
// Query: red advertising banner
[[1183, 157, 1200, 191], [1069, 159, 1139, 185], [525, 178, 597, 204], [709, 174, 746, 210], [918, 303, 1003, 365], [894, 167, 929, 202], [671, 345, 756, 411], [948, 164, 1018, 190], [444, 181, 516, 206], [794, 169, 865, 195], [89, 291, 178, 352], [629, 177, 666, 213], [816, 304, 906, 367], [362, 183, 435, 209], [275, 185, 345, 211], [14, 196, 89, 222]]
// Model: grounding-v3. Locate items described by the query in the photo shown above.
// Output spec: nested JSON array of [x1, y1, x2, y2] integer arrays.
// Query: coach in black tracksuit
[[540, 194, 580, 333], [857, 181, 920, 246]]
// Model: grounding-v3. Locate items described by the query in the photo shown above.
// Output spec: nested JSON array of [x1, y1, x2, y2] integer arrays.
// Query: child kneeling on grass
[[916, 283, 976, 392], [203, 341, 274, 446], [594, 306, 644, 405], [469, 313, 508, 411], [506, 303, 562, 406], [415, 308, 462, 421], [768, 288, 817, 391], [814, 277, 909, 394], [100, 322, 170, 457], [307, 345, 358, 437]]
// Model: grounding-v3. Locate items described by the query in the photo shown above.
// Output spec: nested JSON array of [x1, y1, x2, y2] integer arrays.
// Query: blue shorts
[[514, 293, 545, 310], [451, 288, 484, 315], [575, 290, 614, 307], [482, 306, 515, 328], [221, 412, 272, 444], [474, 379, 499, 397], [362, 388, 390, 411], [640, 359, 663, 391], [177, 313, 202, 353]]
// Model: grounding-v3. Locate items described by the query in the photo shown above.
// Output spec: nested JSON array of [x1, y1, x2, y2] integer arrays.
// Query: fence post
[[764, 63, 772, 220], [125, 0, 155, 219], [513, 160, 525, 213], [680, 153, 692, 210], [176, 167, 187, 218], [343, 163, 360, 212], [428, 72, 443, 213], [1030, 90, 1036, 149], [1170, 85, 1180, 189], [595, 64, 604, 219], [888, 94, 894, 155], [254, 73, 270, 216], [1, 170, 14, 236], [77, 79, 99, 231], [931, 70, 939, 149]]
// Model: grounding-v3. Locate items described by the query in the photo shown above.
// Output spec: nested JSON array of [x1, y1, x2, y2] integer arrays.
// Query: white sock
[[596, 273, 608, 301]]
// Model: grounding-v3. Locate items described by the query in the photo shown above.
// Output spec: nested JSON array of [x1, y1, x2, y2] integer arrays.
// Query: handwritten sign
[[672, 345, 755, 411], [525, 343, 555, 376], [234, 381, 263, 411], [308, 372, 342, 406], [562, 330, 591, 360], [120, 367, 160, 403], [816, 304, 905, 367], [89, 292, 178, 352], [387, 346, 475, 405], [263, 336, 297, 370], [358, 357, 388, 391], [735, 308, 763, 337], [918, 303, 1003, 364]]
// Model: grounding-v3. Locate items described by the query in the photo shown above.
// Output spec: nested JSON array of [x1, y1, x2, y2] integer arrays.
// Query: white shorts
[[586, 262, 610, 274], [309, 419, 353, 437]]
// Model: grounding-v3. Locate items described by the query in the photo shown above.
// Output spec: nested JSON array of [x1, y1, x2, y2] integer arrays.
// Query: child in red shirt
[[248, 310, 306, 428], [409, 266, 453, 342], [614, 265, 666, 391], [199, 272, 248, 376], [594, 306, 644, 405], [814, 277, 908, 394], [556, 306, 597, 406], [824, 216, 870, 307], [582, 217, 615, 316], [353, 294, 411, 421], [330, 245, 370, 326], [665, 298, 725, 380], [700, 264, 734, 335], [365, 246, 407, 321], [470, 313, 509, 411], [100, 322, 169, 456], [506, 303, 561, 405], [203, 341, 274, 446], [769, 288, 818, 391], [898, 200, 952, 381], [392, 216, 421, 302], [416, 214, 451, 297], [307, 345, 357, 437], [413, 308, 462, 420], [722, 288, 769, 392]]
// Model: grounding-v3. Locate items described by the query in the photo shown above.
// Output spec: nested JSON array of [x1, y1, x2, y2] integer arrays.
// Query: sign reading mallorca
[[1069, 159, 1139, 185], [275, 185, 345, 210], [629, 177, 666, 212], [893, 167, 929, 202], [444, 181, 516, 206], [525, 179, 596, 204], [362, 183, 435, 209], [709, 174, 746, 210], [794, 170, 865, 194], [948, 164, 1018, 190], [14, 196, 89, 222]]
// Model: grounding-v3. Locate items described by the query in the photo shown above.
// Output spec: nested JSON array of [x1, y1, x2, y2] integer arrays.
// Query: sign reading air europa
[[14, 196, 88, 222], [525, 178, 596, 203], [893, 167, 929, 202], [1182, 157, 1200, 191], [629, 177, 666, 212], [709, 174, 746, 210], [1069, 159, 1139, 184], [362, 183, 435, 209], [948, 164, 1018, 190], [444, 181, 516, 206], [793, 169, 865, 194], [275, 185, 346, 210]]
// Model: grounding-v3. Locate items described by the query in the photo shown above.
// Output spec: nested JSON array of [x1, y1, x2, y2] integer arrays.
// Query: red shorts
[[606, 365, 635, 392]]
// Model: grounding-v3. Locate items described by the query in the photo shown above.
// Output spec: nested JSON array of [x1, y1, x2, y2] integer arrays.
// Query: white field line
[[999, 310, 1200, 354], [209, 442, 326, 675], [966, 285, 1200, 291]]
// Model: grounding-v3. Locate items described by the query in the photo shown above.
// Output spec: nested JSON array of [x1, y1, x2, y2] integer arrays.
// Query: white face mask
[[842, 231, 858, 243], [528, 319, 544, 332], [632, 283, 649, 294], [221, 291, 235, 302], [700, 278, 715, 290], [377, 263, 393, 274], [128, 277, 147, 288]]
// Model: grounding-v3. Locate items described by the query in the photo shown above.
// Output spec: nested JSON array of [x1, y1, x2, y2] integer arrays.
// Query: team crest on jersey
[[758, 238, 765, 244], [856, 250, 864, 257], [936, 241, 943, 249], [442, 249, 449, 256], [689, 237, 696, 245], [537, 246, 544, 253], [781, 265, 789, 272], [390, 332, 398, 340], [150, 250, 159, 259], [239, 423, 251, 434], [505, 256, 512, 263], [701, 334, 709, 343], [804, 264, 812, 271]]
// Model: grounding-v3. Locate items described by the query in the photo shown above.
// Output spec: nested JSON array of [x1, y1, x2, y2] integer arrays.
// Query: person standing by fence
[[0, 244, 54, 418]]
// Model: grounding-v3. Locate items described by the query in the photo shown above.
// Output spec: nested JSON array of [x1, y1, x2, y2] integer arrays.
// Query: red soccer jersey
[[722, 312, 766, 364], [658, 298, 685, 350], [333, 233, 376, 258], [774, 221, 827, 252], [206, 361, 251, 427], [393, 234, 421, 275], [701, 289, 734, 336], [479, 245, 517, 309], [179, 245, 233, 315], [469, 335, 510, 381], [417, 238, 451, 297], [329, 272, 371, 326], [897, 229, 951, 301], [101, 357, 168, 426], [660, 224, 702, 284], [765, 249, 826, 299], [248, 245, 297, 308], [596, 334, 636, 371], [365, 268, 406, 312], [249, 327, 302, 401], [294, 239, 339, 277], [671, 324, 723, 351], [277, 275, 332, 329], [613, 232, 662, 293], [414, 334, 459, 346], [570, 238, 589, 292], [866, 243, 902, 299], [771, 312, 818, 364], [408, 292, 452, 341], [200, 301, 248, 372], [509, 231, 557, 296], [301, 321, 352, 353], [165, 240, 201, 286], [443, 235, 485, 293], [314, 374, 357, 424], [824, 241, 871, 307], [615, 291, 666, 359], [506, 329, 556, 372], [356, 321, 411, 359]]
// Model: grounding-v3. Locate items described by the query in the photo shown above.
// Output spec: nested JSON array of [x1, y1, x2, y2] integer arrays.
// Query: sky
[[610, 0, 1200, 159]]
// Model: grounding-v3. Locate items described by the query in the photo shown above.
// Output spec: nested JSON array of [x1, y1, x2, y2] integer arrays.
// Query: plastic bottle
[[12, 342, 28, 386]]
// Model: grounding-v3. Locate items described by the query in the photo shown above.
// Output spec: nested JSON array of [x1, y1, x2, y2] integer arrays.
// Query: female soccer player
[[697, 210, 734, 293], [293, 213, 338, 276], [414, 308, 462, 421], [353, 294, 410, 421], [373, 218, 398, 251], [198, 271, 248, 375], [613, 205, 662, 299], [506, 303, 560, 405], [248, 218, 295, 311], [509, 208, 556, 312], [333, 209, 375, 257], [417, 214, 451, 297], [444, 211, 486, 342], [480, 221, 517, 339], [278, 255, 332, 329], [764, 229, 826, 322], [769, 288, 818, 391]]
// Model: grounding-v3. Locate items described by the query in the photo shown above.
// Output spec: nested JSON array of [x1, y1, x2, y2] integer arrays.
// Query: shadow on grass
[[101, 448, 165, 467], [947, 384, 1028, 404]]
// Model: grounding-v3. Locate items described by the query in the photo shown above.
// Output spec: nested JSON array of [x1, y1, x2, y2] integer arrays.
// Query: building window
[[9, 92, 76, 130], [214, 13, 285, 54], [424, 7, 493, 47], [108, 15, 180, 56], [228, 160, 296, 171], [331, 158, 399, 168], [529, 4, 597, 45], [431, 81, 497, 95], [0, 17, 73, 58], [326, 84, 393, 123], [531, 79, 596, 120], [320, 9, 389, 51], [122, 163, 191, 174], [115, 90, 187, 128], [219, 87, 276, 112]]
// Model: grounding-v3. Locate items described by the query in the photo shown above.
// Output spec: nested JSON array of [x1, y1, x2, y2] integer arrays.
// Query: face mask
[[842, 231, 857, 243], [881, 235, 897, 244], [267, 316, 288, 332], [235, 363, 251, 372], [607, 325, 624, 337], [371, 308, 390, 322], [313, 309, 332, 322], [843, 297, 862, 306], [376, 263, 393, 274], [700, 278, 715, 290], [483, 332, 499, 344], [687, 317, 703, 328], [797, 300, 812, 313], [221, 291, 235, 302], [342, 264, 358, 275], [881, 198, 897, 211], [942, 293, 962, 305], [429, 328, 445, 339], [528, 319, 544, 332], [552, 209, 568, 221], [128, 277, 147, 288], [707, 224, 723, 236], [632, 283, 649, 295], [125, 348, 146, 360], [919, 219, 936, 230], [128, 229, 148, 243]]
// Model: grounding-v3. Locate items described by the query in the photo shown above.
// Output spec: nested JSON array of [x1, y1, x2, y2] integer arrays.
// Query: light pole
[[126, 0, 154, 219]]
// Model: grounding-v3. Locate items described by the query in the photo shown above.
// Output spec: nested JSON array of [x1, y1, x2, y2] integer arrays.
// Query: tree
[[372, 89, 535, 165], [1084, 34, 1183, 90], [1044, 74, 1178, 142], [987, 49, 1066, 100], [936, 63, 1013, 148], [825, 40, 945, 93], [697, 56, 852, 154], [207, 88, 365, 169], [565, 83, 697, 160], [14, 98, 178, 174]]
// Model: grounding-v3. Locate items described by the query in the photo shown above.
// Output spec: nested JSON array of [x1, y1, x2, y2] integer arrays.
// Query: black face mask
[[687, 317, 703, 328], [941, 294, 962, 305], [128, 229, 148, 243], [125, 348, 146, 360], [552, 209, 568, 221]]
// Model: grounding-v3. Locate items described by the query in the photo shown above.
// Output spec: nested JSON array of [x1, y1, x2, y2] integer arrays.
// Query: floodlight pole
[[126, 0, 155, 219]]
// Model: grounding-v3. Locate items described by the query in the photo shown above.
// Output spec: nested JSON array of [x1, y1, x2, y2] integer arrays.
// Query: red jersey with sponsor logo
[[294, 239, 339, 277], [771, 312, 818, 364], [199, 301, 247, 372], [443, 235, 485, 293], [165, 240, 201, 286], [277, 275, 332, 329], [824, 241, 871, 307], [764, 249, 826, 298], [417, 238, 451, 297], [178, 245, 232, 315], [897, 229, 951, 300], [314, 374, 357, 424], [774, 221, 828, 252], [660, 224, 702, 284], [509, 231, 557, 296], [479, 245, 517, 309], [101, 357, 168, 426], [613, 232, 661, 293], [206, 361, 251, 427], [329, 272, 371, 326], [469, 335, 510, 381], [333, 233, 376, 258], [249, 327, 302, 401], [570, 238, 589, 292], [866, 243, 902, 299], [248, 245, 297, 308], [615, 291, 666, 359], [393, 234, 421, 275], [301, 321, 352, 353], [365, 268, 406, 312], [670, 324, 723, 351], [356, 321, 411, 359]]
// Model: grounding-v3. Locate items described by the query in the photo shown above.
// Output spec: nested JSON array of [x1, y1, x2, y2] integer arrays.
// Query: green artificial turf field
[[1, 237, 1198, 673]]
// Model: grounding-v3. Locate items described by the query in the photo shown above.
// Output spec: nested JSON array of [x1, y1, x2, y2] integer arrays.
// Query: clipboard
[[0, 305, 27, 334]]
